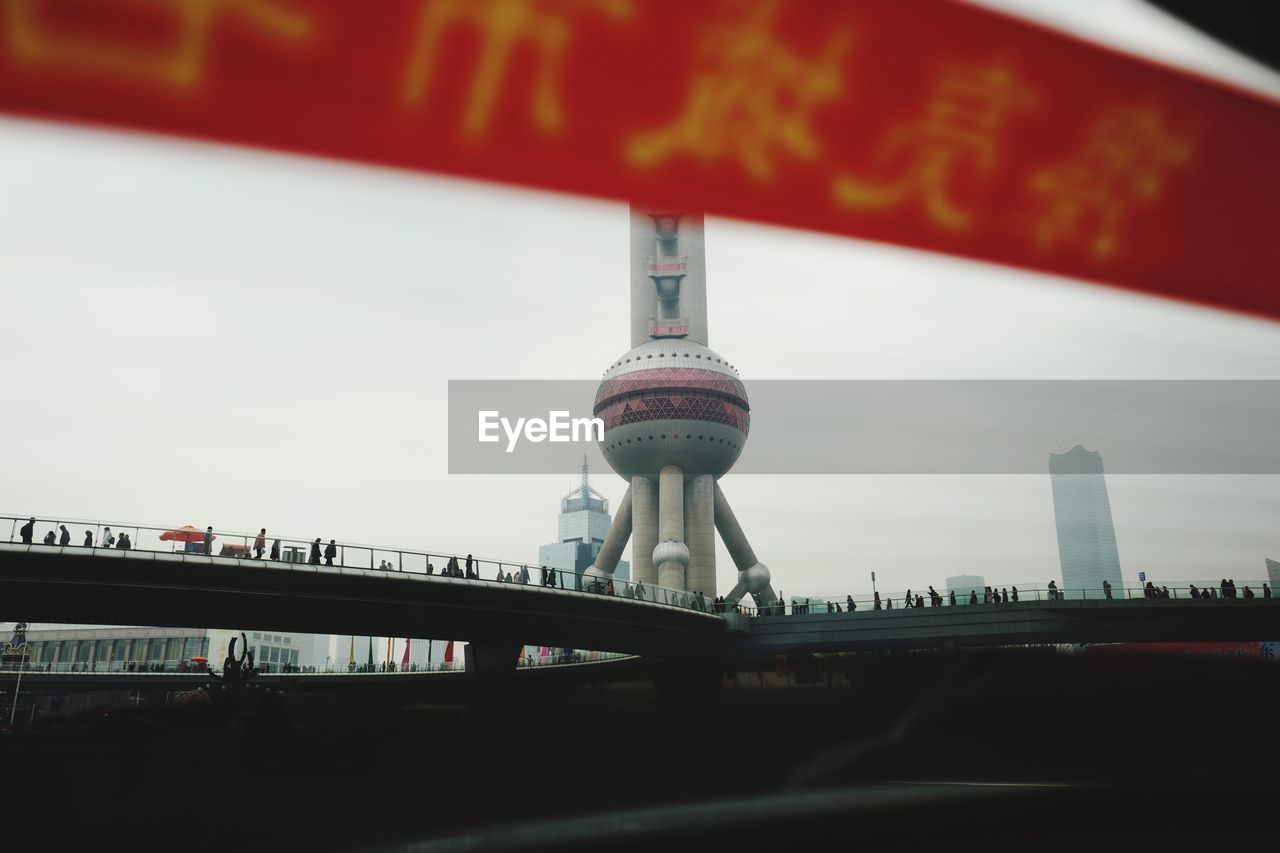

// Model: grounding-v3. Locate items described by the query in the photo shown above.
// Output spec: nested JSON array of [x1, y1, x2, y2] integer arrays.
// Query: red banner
[[2, 0, 1278, 319]]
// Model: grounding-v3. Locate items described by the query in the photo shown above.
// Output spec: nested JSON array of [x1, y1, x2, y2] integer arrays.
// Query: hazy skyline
[[2, 0, 1278, 612]]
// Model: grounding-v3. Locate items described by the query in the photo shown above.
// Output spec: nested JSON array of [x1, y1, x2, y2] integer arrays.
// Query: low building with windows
[[17, 625, 331, 672]]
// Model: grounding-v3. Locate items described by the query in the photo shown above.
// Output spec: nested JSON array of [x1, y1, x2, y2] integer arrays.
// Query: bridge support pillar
[[464, 637, 522, 683]]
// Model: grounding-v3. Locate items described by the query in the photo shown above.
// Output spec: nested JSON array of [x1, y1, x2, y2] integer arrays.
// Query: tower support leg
[[714, 483, 777, 608], [685, 474, 716, 598], [631, 475, 658, 586], [656, 465, 686, 590], [586, 483, 633, 586]]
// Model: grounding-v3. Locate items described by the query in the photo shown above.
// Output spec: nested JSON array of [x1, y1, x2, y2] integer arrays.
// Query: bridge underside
[[0, 545, 724, 660]]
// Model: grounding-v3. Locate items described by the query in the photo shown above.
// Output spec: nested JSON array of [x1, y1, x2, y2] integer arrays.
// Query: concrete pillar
[[680, 212, 709, 346], [713, 482, 757, 571], [684, 474, 716, 598], [657, 465, 686, 590], [630, 206, 658, 347], [463, 637, 523, 710], [588, 482, 632, 577], [631, 475, 658, 585], [714, 483, 776, 607]]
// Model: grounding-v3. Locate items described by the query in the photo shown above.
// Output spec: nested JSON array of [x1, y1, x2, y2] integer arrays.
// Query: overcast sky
[[2, 0, 1278, 625]]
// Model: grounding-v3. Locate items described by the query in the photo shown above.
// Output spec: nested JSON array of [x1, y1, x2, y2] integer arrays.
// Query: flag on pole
[[402, 639, 411, 668], [444, 640, 454, 664]]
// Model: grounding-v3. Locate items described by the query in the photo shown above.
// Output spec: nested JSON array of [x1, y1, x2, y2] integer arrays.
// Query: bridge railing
[[740, 582, 1275, 616], [0, 513, 717, 616]]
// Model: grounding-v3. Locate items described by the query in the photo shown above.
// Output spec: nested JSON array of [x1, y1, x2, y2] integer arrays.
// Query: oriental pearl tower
[[584, 206, 779, 609]]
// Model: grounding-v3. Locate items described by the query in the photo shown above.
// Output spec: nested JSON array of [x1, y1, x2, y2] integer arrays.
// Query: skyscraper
[[1049, 445, 1124, 598], [539, 457, 630, 586], [946, 575, 986, 602]]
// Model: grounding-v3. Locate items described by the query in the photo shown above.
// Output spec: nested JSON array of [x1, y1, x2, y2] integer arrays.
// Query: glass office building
[[539, 459, 630, 587], [1049, 445, 1124, 598]]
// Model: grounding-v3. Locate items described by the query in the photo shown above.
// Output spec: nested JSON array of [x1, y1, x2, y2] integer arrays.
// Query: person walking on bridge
[[1011, 586, 1019, 602], [58, 524, 69, 545], [19, 517, 35, 544], [949, 589, 957, 606], [969, 590, 978, 605], [873, 591, 881, 610], [42, 530, 55, 545], [324, 539, 337, 566], [309, 538, 322, 565], [270, 539, 280, 561], [1264, 583, 1272, 599], [254, 528, 266, 559], [1103, 579, 1113, 600], [847, 594, 856, 612], [83, 530, 93, 547]]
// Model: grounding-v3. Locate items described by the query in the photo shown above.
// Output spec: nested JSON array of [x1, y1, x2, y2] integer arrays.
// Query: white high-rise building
[[1049, 445, 1124, 599]]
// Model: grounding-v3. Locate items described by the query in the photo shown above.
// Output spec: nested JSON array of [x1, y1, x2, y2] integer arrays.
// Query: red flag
[[401, 638, 410, 668], [1, 1, 1278, 319], [443, 640, 454, 664]]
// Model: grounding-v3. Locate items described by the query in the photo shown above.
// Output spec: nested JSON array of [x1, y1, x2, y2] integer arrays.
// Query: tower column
[[656, 465, 688, 590], [631, 475, 658, 585], [587, 483, 632, 578], [684, 474, 716, 598], [714, 483, 776, 607]]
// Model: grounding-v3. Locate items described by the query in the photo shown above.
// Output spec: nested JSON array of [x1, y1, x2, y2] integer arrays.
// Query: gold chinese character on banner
[[3, 0, 312, 90], [402, 0, 632, 137], [1029, 108, 1194, 258], [626, 0, 852, 182], [833, 63, 1036, 231]]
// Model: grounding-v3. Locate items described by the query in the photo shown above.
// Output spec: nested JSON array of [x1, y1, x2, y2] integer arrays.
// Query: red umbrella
[[159, 525, 213, 543]]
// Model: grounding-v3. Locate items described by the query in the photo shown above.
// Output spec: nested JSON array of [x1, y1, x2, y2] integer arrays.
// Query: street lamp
[[9, 632, 29, 726]]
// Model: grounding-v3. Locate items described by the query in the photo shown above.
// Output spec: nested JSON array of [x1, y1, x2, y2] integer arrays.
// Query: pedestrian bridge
[[0, 542, 725, 674], [5, 516, 1279, 670], [734, 596, 1280, 655]]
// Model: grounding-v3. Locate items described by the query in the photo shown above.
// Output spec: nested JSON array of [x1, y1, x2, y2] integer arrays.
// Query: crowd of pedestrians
[[765, 576, 1276, 616], [16, 517, 1275, 620]]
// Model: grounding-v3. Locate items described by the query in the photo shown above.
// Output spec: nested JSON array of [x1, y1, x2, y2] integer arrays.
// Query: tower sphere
[[594, 338, 749, 479]]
